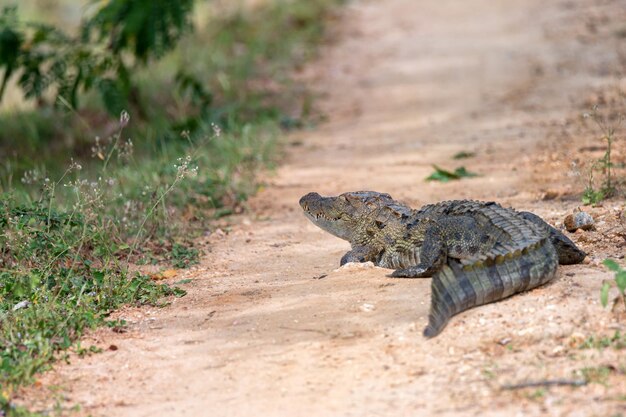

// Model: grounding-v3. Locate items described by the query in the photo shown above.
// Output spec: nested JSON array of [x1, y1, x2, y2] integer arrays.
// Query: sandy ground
[[18, 0, 626, 416]]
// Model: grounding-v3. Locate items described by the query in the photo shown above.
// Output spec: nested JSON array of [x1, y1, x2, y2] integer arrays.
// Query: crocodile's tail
[[518, 211, 586, 265], [423, 239, 559, 338]]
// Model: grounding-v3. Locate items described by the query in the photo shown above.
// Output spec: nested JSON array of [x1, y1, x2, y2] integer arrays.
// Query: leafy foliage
[[425, 165, 478, 182], [83, 0, 194, 61], [582, 187, 605, 205], [0, 7, 22, 101], [169, 242, 200, 269], [0, 0, 343, 179], [0, 0, 194, 115]]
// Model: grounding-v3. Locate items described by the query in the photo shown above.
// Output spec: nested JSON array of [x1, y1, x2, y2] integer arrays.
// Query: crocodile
[[299, 191, 586, 338]]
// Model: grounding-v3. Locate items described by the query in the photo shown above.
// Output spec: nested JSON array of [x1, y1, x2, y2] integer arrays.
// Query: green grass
[[0, 192, 187, 414], [0, 0, 344, 414], [579, 331, 626, 350], [579, 106, 622, 204]]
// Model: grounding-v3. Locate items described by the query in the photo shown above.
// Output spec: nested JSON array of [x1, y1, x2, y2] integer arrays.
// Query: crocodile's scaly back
[[415, 200, 547, 265]]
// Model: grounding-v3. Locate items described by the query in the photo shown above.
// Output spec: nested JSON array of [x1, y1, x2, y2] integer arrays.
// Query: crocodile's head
[[299, 191, 396, 241]]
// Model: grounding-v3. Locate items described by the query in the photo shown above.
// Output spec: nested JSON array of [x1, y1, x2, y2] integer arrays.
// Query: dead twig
[[278, 326, 330, 336], [501, 379, 588, 390]]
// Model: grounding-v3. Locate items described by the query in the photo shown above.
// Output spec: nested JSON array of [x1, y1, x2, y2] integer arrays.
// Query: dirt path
[[23, 0, 626, 415]]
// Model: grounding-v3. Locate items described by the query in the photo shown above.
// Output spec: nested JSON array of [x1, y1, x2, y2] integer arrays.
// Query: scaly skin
[[299, 191, 586, 337]]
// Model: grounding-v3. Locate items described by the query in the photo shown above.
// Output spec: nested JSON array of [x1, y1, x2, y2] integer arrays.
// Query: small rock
[[552, 345, 565, 355], [359, 303, 375, 312], [517, 327, 534, 336], [12, 300, 31, 311], [564, 211, 595, 232], [498, 337, 512, 346]]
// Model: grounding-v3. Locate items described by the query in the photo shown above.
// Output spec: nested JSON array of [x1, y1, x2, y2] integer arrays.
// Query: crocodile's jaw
[[302, 210, 352, 240], [300, 192, 352, 241]]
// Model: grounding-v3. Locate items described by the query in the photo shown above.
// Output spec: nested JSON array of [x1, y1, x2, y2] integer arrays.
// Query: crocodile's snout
[[299, 192, 322, 211]]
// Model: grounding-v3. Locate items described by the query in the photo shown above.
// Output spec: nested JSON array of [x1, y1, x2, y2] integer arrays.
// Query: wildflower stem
[[126, 176, 183, 265], [103, 124, 126, 173]]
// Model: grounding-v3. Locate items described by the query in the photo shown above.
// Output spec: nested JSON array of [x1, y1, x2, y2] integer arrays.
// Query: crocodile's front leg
[[390, 227, 446, 278], [340, 245, 381, 266]]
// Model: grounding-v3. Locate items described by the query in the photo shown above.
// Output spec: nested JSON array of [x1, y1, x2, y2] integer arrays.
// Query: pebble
[[552, 345, 564, 355], [12, 300, 31, 311], [564, 211, 595, 232], [359, 303, 375, 312], [498, 337, 511, 346]]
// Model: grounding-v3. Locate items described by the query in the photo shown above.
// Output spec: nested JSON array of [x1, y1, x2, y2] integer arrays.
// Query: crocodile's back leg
[[518, 211, 586, 265], [424, 240, 558, 338]]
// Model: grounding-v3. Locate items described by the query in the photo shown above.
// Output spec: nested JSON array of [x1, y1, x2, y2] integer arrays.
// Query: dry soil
[[19, 0, 626, 416]]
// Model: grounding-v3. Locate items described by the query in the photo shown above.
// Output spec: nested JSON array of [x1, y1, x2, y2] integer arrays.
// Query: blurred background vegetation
[[0, 0, 340, 207]]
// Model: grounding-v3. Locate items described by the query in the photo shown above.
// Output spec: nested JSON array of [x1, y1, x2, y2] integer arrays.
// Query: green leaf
[[85, 0, 194, 61], [454, 166, 478, 178], [426, 166, 457, 182], [18, 57, 48, 99], [603, 259, 622, 272], [0, 27, 22, 68], [616, 271, 626, 294], [172, 287, 187, 297], [97, 77, 127, 116], [425, 165, 478, 182], [600, 282, 611, 308], [453, 151, 475, 160]]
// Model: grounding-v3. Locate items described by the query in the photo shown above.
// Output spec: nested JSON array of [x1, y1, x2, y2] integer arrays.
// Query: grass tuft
[[425, 165, 478, 182]]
